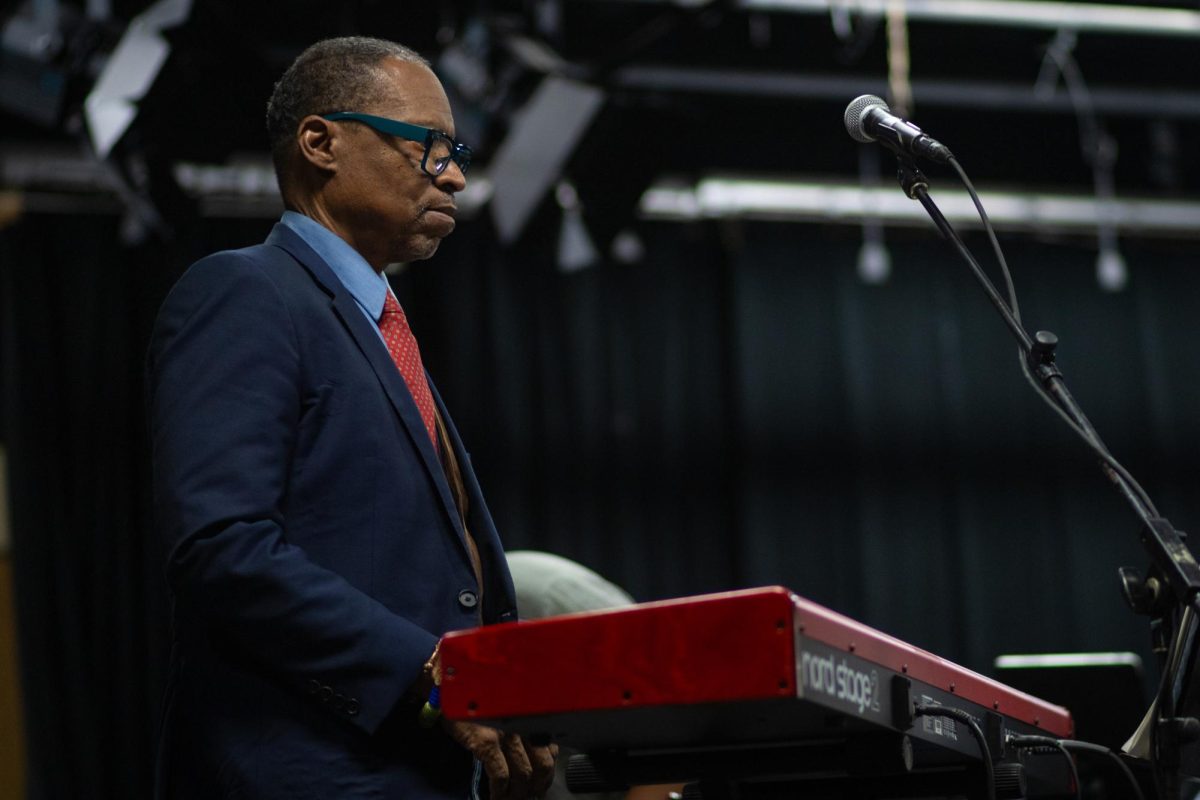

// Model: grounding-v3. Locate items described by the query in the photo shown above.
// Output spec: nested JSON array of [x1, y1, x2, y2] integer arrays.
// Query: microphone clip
[[894, 155, 929, 200]]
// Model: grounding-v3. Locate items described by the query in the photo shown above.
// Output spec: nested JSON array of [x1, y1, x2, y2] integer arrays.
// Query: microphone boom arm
[[892, 149, 1200, 798]]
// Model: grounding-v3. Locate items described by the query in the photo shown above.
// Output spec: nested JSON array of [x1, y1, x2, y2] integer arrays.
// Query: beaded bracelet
[[418, 685, 442, 728]]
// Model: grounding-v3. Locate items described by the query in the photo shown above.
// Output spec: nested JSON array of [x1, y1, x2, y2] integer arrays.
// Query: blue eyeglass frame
[[321, 111, 472, 176]]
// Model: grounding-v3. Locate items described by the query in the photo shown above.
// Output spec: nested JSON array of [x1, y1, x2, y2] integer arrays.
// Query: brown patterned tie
[[378, 290, 438, 449]]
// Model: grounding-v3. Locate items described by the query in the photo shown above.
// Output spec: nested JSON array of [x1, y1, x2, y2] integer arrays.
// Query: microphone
[[843, 95, 953, 164]]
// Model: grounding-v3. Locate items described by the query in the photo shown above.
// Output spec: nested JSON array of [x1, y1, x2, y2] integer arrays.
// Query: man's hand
[[442, 718, 557, 799]]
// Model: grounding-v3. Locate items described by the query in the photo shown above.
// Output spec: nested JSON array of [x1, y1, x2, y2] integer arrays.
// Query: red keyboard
[[441, 586, 1075, 796]]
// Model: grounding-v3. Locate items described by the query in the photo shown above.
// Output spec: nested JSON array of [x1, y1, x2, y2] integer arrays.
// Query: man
[[148, 36, 554, 799]]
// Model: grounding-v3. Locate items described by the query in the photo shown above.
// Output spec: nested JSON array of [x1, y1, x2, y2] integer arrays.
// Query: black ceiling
[[7, 0, 1200, 204]]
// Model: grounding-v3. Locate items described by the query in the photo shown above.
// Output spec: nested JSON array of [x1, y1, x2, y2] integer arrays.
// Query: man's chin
[[394, 238, 442, 264]]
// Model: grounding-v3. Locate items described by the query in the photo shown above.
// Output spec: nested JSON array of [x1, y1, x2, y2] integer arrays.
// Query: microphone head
[[844, 94, 889, 143]]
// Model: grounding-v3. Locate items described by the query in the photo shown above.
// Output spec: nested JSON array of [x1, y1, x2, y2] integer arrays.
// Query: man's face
[[325, 58, 466, 268]]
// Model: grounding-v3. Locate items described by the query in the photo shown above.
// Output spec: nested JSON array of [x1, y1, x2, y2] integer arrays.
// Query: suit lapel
[[265, 224, 470, 549]]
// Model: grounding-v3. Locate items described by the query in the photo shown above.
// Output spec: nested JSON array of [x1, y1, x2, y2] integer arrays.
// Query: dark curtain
[[0, 212, 272, 799], [3, 207, 1197, 798], [408, 212, 742, 599], [722, 226, 1180, 668], [1, 213, 174, 800], [421, 217, 1193, 675]]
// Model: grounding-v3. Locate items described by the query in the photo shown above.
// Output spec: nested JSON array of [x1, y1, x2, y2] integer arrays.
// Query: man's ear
[[296, 115, 338, 174]]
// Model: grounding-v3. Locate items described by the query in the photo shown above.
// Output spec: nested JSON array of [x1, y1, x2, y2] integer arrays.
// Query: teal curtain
[[3, 208, 1195, 797]]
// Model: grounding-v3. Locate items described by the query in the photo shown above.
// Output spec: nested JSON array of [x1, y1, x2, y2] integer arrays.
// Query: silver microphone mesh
[[844, 94, 889, 143]]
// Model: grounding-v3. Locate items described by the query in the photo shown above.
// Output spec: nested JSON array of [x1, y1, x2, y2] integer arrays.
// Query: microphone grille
[[844, 94, 889, 143]]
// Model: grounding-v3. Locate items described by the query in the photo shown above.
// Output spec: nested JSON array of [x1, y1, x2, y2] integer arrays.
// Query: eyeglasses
[[321, 111, 472, 176]]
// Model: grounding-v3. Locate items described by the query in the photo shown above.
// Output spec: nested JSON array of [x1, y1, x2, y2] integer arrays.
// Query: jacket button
[[319, 685, 333, 703], [307, 679, 320, 695], [333, 693, 346, 710], [346, 698, 360, 716], [457, 590, 478, 609]]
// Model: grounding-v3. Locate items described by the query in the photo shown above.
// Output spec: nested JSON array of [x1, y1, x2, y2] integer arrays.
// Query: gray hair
[[265, 36, 429, 192]]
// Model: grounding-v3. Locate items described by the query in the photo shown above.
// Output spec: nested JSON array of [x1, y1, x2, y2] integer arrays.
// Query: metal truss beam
[[612, 67, 1200, 119], [609, 0, 1200, 39]]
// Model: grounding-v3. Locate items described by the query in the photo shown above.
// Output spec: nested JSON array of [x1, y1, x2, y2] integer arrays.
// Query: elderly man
[[148, 36, 554, 799]]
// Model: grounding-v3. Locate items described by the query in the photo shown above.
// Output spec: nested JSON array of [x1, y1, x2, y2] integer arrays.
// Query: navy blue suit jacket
[[148, 223, 516, 799]]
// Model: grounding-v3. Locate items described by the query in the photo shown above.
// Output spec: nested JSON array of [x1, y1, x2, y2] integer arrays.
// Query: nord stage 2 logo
[[798, 647, 882, 716]]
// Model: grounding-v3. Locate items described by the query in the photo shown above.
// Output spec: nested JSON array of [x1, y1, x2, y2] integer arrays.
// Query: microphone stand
[[892, 152, 1200, 798]]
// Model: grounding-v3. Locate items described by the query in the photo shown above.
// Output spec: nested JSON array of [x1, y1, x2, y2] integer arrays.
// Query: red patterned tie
[[379, 291, 439, 449]]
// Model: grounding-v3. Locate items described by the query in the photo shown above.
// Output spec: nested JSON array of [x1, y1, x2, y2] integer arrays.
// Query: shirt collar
[[280, 210, 389, 320]]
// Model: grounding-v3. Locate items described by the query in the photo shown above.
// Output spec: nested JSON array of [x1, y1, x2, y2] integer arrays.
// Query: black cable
[[917, 179, 1100, 456], [1054, 742, 1082, 800], [947, 156, 1152, 511], [1060, 739, 1147, 800], [913, 704, 995, 800], [1007, 735, 1081, 800], [940, 156, 1162, 520], [947, 158, 1020, 323]]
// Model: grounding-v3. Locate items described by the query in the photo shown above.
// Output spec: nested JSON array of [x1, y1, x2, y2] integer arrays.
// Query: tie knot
[[382, 290, 402, 317]]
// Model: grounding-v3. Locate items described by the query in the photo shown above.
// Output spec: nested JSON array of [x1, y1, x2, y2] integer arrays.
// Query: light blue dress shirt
[[279, 211, 391, 340]]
